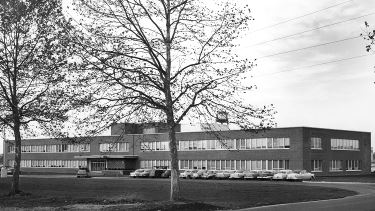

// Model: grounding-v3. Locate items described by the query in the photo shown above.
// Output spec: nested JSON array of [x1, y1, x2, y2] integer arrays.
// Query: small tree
[[69, 0, 275, 201], [0, 0, 72, 194]]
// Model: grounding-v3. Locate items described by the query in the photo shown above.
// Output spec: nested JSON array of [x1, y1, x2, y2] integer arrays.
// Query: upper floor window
[[141, 141, 169, 151], [99, 142, 129, 152], [331, 139, 359, 150], [311, 137, 322, 149]]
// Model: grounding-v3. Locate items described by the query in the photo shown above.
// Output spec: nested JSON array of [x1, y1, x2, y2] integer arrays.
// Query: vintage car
[[149, 169, 165, 178], [76, 168, 90, 178], [161, 169, 171, 178], [6, 166, 15, 175], [243, 170, 261, 179], [272, 170, 293, 180], [216, 170, 235, 179], [192, 170, 207, 179], [139, 169, 152, 177], [179, 169, 198, 179], [257, 170, 275, 180], [229, 170, 245, 179], [130, 169, 145, 178], [286, 170, 315, 181], [201, 170, 217, 179]]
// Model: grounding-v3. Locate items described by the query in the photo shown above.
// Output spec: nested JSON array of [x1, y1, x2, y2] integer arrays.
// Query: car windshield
[[135, 169, 144, 172]]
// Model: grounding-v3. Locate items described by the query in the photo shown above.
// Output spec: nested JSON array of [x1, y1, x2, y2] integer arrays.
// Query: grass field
[[317, 174, 375, 183], [0, 177, 357, 210]]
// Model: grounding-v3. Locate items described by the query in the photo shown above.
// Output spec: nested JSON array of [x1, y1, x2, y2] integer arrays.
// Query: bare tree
[[68, 0, 275, 201], [0, 0, 72, 194]]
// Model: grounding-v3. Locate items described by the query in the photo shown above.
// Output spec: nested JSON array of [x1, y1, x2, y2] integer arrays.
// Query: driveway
[[236, 181, 375, 211]]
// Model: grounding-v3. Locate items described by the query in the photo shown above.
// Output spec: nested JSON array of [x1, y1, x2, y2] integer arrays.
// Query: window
[[140, 141, 168, 151], [346, 160, 361, 171], [311, 160, 323, 172], [331, 139, 359, 150], [100, 142, 129, 152], [240, 139, 246, 149], [330, 160, 343, 171], [311, 138, 322, 149]]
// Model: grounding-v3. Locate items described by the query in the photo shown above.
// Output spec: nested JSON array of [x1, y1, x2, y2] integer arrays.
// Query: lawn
[[316, 174, 375, 183], [0, 177, 357, 210]]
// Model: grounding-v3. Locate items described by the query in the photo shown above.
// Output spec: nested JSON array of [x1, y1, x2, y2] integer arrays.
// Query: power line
[[256, 35, 361, 59], [250, 0, 353, 33], [258, 53, 373, 77], [248, 11, 375, 47]]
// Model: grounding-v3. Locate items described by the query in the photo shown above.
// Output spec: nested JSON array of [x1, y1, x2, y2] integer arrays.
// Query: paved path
[[236, 182, 375, 211]]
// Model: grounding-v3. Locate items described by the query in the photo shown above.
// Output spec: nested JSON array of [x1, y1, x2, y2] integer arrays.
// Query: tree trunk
[[10, 121, 22, 195], [168, 124, 180, 201], [164, 0, 180, 201]]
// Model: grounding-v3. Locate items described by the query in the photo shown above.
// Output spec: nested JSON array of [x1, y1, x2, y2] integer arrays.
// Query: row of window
[[140, 160, 290, 171], [8, 144, 90, 153], [331, 139, 359, 150], [7, 160, 87, 168], [141, 138, 291, 151], [310, 138, 359, 151], [311, 160, 361, 172], [6, 137, 361, 153], [99, 143, 129, 152]]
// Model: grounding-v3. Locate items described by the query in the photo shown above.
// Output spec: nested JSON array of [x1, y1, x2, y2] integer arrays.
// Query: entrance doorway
[[91, 160, 106, 171]]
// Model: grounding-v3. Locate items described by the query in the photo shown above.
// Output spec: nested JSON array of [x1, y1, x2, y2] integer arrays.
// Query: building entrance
[[91, 160, 106, 171]]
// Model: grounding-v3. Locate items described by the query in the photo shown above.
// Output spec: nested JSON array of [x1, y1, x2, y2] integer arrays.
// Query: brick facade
[[3, 126, 371, 176]]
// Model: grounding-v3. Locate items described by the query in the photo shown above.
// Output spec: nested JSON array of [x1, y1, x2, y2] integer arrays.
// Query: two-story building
[[3, 123, 371, 176]]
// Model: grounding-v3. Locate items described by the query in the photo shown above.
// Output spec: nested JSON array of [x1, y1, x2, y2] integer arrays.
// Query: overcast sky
[[235, 0, 375, 147], [1, 0, 375, 154]]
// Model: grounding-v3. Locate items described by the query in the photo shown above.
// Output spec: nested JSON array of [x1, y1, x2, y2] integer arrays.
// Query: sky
[[234, 0, 375, 147], [1, 0, 375, 154]]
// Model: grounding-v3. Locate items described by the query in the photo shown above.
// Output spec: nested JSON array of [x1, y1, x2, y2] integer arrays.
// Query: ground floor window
[[329, 160, 343, 171], [346, 160, 361, 171], [8, 160, 87, 168], [140, 159, 289, 171], [140, 160, 171, 169], [311, 160, 323, 172]]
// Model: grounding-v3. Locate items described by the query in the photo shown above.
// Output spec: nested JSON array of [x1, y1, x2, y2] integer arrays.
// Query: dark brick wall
[[3, 127, 371, 176], [303, 127, 371, 176]]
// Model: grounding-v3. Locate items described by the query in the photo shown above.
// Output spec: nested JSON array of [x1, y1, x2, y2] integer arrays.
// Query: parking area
[[129, 168, 316, 182]]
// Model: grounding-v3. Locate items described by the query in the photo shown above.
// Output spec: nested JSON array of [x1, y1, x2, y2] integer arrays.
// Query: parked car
[[130, 169, 145, 178], [243, 170, 261, 179], [229, 170, 245, 179], [257, 170, 275, 180], [161, 169, 171, 178], [5, 166, 14, 175], [139, 169, 152, 177], [179, 169, 198, 179], [216, 170, 235, 179], [192, 170, 207, 179], [76, 168, 90, 178], [272, 170, 293, 180], [149, 169, 165, 178], [287, 170, 315, 181], [201, 170, 217, 179]]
